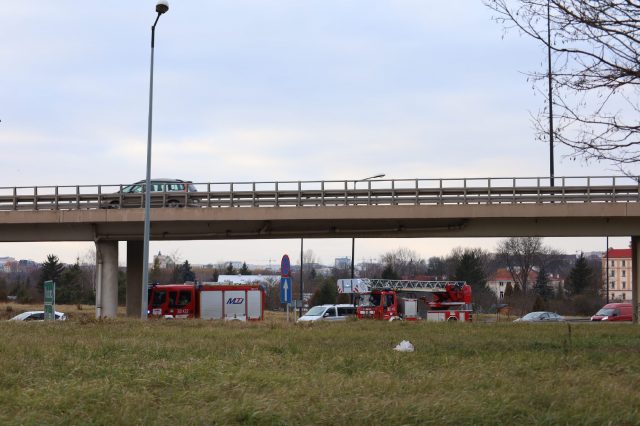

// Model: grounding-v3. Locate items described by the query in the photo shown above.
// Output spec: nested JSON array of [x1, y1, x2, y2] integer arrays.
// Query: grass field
[[1, 304, 639, 425]]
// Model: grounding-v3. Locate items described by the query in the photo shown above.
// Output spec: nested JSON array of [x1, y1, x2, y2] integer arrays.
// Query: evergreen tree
[[239, 262, 251, 275], [532, 294, 547, 311], [310, 279, 338, 306], [225, 263, 236, 275], [453, 249, 488, 290], [40, 254, 65, 283], [533, 265, 553, 301], [566, 253, 593, 296], [39, 254, 65, 295], [180, 260, 196, 282], [57, 262, 83, 304]]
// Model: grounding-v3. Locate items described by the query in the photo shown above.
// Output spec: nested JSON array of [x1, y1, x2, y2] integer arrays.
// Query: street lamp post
[[141, 1, 169, 319], [350, 174, 385, 282]]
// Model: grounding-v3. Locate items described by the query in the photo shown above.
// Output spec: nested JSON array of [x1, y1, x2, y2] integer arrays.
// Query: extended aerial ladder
[[337, 278, 466, 293]]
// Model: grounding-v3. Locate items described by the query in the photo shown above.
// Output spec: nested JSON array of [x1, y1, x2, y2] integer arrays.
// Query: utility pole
[[299, 238, 304, 317], [547, 0, 555, 187]]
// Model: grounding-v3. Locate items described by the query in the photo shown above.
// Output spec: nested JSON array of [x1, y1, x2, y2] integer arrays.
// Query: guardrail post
[[230, 183, 234, 207], [34, 187, 38, 211], [76, 186, 80, 210], [392, 180, 396, 205], [275, 182, 279, 207], [252, 182, 256, 207], [321, 181, 325, 206], [12, 187, 17, 210], [414, 179, 419, 205], [55, 186, 59, 210], [612, 176, 616, 202], [438, 179, 443, 205], [463, 178, 467, 205], [298, 181, 302, 207], [344, 181, 348, 206]]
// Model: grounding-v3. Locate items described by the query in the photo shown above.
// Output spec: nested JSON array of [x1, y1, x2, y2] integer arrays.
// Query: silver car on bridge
[[101, 178, 201, 209]]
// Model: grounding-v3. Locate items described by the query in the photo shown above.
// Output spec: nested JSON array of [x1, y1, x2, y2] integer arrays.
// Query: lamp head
[[156, 0, 169, 14]]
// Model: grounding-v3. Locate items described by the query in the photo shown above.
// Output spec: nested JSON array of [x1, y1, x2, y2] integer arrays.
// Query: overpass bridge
[[1, 175, 639, 320]]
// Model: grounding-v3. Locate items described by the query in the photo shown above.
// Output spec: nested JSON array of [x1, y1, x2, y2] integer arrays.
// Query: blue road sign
[[281, 254, 291, 277], [280, 277, 292, 304]]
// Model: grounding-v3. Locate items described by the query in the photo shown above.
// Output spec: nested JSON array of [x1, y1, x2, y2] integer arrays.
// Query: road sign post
[[280, 277, 292, 304], [44, 280, 55, 321], [280, 255, 292, 321]]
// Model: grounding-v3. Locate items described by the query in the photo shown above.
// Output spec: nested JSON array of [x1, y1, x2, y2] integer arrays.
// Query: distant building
[[216, 275, 280, 286], [602, 249, 632, 302], [486, 268, 563, 300], [0, 257, 16, 273], [334, 257, 351, 270], [153, 251, 175, 269], [487, 268, 522, 300]]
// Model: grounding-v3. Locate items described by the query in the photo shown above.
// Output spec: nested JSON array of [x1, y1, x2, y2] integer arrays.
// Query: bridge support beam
[[95, 240, 118, 318], [632, 236, 639, 324], [126, 241, 143, 318]]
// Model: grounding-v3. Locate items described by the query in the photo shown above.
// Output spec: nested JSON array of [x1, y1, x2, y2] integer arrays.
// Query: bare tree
[[496, 237, 551, 294], [303, 249, 318, 266], [379, 248, 427, 278], [485, 0, 640, 170]]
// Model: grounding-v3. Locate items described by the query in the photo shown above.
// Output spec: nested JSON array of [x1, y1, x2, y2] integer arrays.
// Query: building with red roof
[[602, 248, 632, 302]]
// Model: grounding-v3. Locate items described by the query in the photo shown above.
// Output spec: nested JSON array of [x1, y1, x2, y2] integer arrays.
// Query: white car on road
[[297, 304, 356, 322], [9, 311, 67, 321]]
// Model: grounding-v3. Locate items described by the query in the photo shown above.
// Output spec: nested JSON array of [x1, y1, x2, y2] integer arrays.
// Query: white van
[[297, 304, 356, 322]]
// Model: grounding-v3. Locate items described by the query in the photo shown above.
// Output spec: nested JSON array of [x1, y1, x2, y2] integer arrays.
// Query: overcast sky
[[0, 1, 629, 266]]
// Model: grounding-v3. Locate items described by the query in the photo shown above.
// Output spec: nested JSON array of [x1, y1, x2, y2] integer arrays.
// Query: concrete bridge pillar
[[632, 236, 639, 324], [126, 241, 143, 318], [95, 240, 118, 318]]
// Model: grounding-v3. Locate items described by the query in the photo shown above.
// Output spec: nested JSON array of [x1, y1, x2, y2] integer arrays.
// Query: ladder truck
[[337, 278, 473, 321]]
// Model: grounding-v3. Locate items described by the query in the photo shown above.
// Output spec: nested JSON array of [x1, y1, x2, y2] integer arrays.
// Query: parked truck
[[337, 278, 472, 321], [148, 282, 265, 321]]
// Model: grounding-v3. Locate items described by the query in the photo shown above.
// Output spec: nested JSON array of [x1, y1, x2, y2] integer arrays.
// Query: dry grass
[[1, 306, 639, 425], [0, 303, 119, 321]]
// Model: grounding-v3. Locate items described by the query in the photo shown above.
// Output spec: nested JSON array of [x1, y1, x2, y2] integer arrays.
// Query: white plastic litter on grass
[[393, 340, 414, 352]]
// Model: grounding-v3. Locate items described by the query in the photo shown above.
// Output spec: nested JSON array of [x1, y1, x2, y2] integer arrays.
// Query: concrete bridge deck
[[1, 175, 640, 241]]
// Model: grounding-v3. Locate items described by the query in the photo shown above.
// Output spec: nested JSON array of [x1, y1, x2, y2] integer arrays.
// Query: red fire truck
[[337, 279, 472, 321], [148, 282, 265, 321]]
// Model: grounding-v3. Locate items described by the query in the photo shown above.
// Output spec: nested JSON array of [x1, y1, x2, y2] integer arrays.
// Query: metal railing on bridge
[[1, 176, 639, 211]]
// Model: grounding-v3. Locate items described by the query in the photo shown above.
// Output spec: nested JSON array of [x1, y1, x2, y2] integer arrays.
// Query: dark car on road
[[101, 179, 201, 208], [514, 311, 565, 322]]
